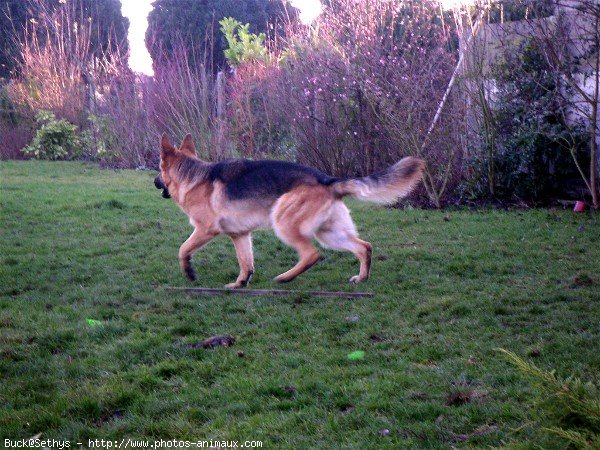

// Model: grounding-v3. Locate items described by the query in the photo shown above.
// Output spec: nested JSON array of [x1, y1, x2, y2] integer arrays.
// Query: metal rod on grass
[[164, 287, 374, 299]]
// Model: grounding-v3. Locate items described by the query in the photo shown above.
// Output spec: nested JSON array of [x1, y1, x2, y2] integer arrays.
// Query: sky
[[290, 0, 323, 25], [120, 0, 154, 76], [119, 0, 324, 77], [439, 0, 473, 9]]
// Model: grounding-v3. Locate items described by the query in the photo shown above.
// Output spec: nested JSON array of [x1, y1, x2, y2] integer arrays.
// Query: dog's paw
[[184, 267, 197, 282], [349, 275, 366, 284], [225, 282, 244, 289]]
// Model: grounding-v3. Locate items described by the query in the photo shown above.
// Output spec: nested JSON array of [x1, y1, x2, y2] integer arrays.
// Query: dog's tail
[[331, 157, 425, 204]]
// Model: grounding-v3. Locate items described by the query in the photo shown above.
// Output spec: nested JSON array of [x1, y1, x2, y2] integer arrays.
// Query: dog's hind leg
[[179, 228, 217, 281], [226, 232, 254, 288], [273, 233, 321, 283], [271, 186, 332, 283], [315, 201, 372, 283]]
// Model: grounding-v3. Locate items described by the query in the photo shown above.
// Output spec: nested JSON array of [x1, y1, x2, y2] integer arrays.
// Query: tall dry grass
[[146, 47, 230, 161], [9, 0, 125, 126]]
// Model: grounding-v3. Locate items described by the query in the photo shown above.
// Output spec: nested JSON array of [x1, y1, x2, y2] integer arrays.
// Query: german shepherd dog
[[154, 134, 425, 288]]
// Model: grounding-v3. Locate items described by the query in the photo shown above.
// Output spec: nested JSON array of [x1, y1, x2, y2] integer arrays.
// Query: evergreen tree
[[0, 0, 27, 78], [146, 0, 298, 71]]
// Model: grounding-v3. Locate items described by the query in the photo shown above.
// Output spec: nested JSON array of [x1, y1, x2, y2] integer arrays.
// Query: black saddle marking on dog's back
[[209, 160, 340, 201]]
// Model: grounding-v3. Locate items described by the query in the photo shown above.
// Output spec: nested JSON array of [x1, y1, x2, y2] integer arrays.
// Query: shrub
[[23, 110, 81, 160], [86, 113, 121, 163], [499, 349, 600, 449], [466, 38, 589, 203], [0, 82, 34, 160], [220, 17, 268, 67]]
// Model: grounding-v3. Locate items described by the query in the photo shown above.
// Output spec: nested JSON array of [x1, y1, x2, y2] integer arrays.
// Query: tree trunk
[[591, 17, 599, 209], [590, 96, 598, 208]]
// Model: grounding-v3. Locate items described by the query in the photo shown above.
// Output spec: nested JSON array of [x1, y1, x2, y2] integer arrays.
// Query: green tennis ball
[[347, 350, 365, 360], [86, 319, 102, 327]]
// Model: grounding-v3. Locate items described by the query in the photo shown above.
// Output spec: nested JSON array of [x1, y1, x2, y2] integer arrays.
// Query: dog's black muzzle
[[154, 175, 171, 199]]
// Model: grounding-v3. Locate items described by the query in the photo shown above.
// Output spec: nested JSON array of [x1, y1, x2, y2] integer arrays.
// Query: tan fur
[[332, 157, 426, 204], [158, 134, 423, 287]]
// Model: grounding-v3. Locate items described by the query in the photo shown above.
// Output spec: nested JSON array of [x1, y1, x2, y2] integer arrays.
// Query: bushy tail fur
[[332, 157, 425, 204]]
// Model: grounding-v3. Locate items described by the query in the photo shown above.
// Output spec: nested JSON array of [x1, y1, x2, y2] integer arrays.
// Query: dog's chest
[[217, 208, 272, 233]]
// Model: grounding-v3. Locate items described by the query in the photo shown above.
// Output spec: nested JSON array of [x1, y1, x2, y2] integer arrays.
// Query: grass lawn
[[1, 161, 599, 449]]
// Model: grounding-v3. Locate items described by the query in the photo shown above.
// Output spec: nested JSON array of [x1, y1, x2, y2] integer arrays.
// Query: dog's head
[[155, 133, 199, 200]]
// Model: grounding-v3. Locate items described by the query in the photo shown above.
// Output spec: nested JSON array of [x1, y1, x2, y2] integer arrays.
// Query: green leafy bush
[[220, 17, 267, 67], [467, 40, 589, 202], [23, 110, 81, 160], [87, 113, 120, 162], [0, 83, 19, 126]]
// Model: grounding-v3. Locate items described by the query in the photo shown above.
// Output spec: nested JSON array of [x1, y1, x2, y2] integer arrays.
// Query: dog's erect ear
[[160, 133, 177, 158], [179, 133, 197, 158]]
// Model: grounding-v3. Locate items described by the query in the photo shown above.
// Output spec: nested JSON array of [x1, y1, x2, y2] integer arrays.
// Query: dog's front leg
[[225, 233, 254, 288], [179, 228, 217, 281]]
